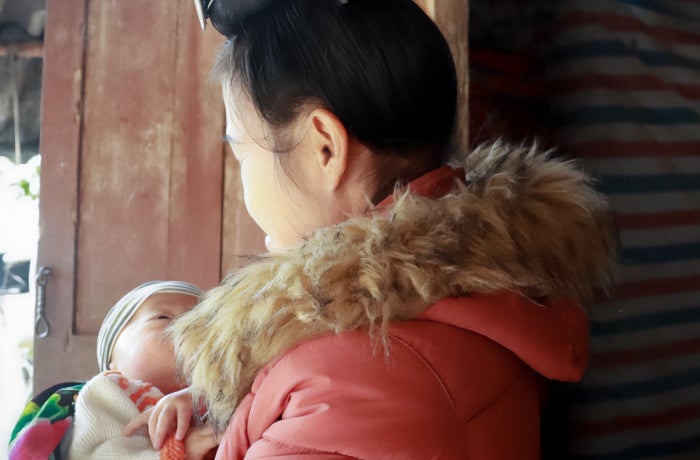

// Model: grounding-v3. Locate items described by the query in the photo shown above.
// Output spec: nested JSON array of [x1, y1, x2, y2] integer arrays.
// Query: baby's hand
[[124, 387, 193, 450]]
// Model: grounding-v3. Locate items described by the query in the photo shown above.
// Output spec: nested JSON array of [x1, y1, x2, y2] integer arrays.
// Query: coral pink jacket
[[215, 287, 589, 459]]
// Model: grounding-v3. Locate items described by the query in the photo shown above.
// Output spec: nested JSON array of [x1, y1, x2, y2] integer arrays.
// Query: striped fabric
[[543, 1, 700, 458], [96, 281, 203, 372]]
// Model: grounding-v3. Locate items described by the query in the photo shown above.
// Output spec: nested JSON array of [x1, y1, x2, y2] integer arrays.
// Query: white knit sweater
[[67, 371, 162, 460]]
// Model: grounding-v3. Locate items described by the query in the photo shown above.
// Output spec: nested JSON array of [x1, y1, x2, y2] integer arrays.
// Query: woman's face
[[224, 95, 339, 252], [109, 293, 197, 394]]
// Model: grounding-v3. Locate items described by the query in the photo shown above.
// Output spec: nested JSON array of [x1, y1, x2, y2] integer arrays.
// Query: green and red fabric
[[8, 381, 84, 460]]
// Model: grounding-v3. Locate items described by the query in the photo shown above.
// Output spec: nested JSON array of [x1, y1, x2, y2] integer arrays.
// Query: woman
[[171, 0, 616, 458]]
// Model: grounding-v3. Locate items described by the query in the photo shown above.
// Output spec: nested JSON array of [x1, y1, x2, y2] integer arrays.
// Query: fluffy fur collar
[[170, 142, 617, 430]]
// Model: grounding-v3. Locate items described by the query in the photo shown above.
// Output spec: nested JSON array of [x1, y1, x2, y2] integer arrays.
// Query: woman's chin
[[265, 235, 281, 253], [265, 234, 304, 253]]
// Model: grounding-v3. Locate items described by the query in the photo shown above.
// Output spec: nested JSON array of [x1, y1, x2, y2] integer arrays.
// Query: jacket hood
[[420, 292, 590, 383], [171, 141, 617, 431]]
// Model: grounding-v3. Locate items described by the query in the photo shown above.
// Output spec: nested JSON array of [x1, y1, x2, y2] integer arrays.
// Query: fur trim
[[170, 141, 617, 431]]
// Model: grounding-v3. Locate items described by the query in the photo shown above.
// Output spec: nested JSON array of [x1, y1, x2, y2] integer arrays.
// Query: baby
[[72, 280, 218, 459], [8, 280, 217, 460]]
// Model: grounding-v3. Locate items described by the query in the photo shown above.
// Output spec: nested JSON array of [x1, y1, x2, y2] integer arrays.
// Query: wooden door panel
[[416, 0, 470, 150], [76, 0, 224, 334], [35, 0, 90, 392], [169, 19, 227, 286], [35, 0, 226, 391]]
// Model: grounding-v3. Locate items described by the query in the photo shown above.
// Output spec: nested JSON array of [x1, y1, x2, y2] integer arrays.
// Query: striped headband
[[96, 280, 203, 372]]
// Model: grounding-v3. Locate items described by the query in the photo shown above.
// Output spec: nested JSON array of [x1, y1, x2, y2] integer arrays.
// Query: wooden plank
[[415, 0, 470, 151], [168, 2, 227, 290], [434, 0, 470, 152], [75, 0, 180, 334], [34, 0, 92, 392]]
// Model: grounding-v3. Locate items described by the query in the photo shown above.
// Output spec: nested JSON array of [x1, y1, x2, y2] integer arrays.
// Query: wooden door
[[34, 0, 251, 391]]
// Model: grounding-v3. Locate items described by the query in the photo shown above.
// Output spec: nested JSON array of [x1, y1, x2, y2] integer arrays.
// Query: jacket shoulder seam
[[465, 368, 530, 425], [388, 333, 461, 420]]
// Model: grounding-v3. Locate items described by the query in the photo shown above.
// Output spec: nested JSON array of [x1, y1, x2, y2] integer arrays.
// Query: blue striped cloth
[[543, 1, 700, 458]]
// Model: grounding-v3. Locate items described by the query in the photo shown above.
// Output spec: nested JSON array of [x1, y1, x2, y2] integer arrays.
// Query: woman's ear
[[307, 108, 349, 191]]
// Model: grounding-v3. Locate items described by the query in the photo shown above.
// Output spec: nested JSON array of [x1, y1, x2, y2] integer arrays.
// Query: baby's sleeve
[[67, 371, 164, 460]]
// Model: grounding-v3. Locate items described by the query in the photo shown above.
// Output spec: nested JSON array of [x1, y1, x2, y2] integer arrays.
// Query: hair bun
[[209, 0, 282, 36]]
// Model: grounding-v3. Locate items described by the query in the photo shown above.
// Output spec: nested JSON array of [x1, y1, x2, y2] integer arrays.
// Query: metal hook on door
[[35, 266, 52, 338]]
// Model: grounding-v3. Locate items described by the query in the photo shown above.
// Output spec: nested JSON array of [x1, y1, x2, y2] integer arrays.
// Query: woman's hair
[[211, 0, 457, 166]]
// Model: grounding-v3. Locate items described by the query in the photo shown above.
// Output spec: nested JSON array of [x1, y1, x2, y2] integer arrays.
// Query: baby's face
[[109, 293, 197, 394]]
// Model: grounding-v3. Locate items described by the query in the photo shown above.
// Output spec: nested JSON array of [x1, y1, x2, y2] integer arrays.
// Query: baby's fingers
[[176, 405, 191, 441], [153, 405, 184, 450], [124, 410, 151, 437], [148, 405, 164, 448]]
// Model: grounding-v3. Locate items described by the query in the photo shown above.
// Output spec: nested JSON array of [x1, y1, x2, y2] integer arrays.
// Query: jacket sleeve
[[215, 392, 352, 459], [245, 442, 357, 459], [219, 332, 464, 459], [67, 372, 161, 460], [217, 387, 359, 459]]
